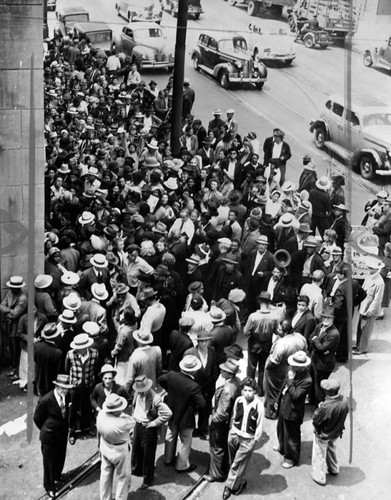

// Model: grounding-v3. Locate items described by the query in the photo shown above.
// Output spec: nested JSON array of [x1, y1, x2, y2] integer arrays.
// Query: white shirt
[[291, 310, 304, 328], [252, 251, 265, 276], [272, 141, 283, 159], [267, 278, 278, 300]]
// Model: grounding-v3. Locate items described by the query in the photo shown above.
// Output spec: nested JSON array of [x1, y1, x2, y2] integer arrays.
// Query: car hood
[[219, 48, 253, 62], [364, 125, 391, 149], [247, 33, 294, 54], [135, 37, 173, 52]]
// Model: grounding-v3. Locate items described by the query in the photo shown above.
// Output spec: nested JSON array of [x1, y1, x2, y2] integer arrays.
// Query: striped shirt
[[66, 348, 99, 387]]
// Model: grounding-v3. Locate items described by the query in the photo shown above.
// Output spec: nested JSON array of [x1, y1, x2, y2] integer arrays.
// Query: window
[[125, 28, 133, 38], [332, 102, 344, 117], [208, 38, 218, 50], [325, 100, 332, 110], [346, 110, 359, 126]]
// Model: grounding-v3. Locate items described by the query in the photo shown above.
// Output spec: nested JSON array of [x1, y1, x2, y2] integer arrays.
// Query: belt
[[102, 438, 127, 446]]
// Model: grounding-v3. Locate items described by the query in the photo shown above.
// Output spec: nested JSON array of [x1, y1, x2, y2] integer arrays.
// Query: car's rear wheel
[[288, 17, 296, 32], [359, 155, 375, 180], [192, 55, 200, 70], [247, 1, 258, 16], [228, 0, 236, 5], [219, 71, 230, 89], [304, 35, 315, 48], [363, 51, 373, 67], [314, 127, 326, 149]]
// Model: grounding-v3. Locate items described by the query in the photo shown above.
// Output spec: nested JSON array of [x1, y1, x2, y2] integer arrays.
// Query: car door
[[378, 37, 391, 67], [121, 27, 134, 54], [207, 37, 220, 68], [198, 35, 211, 67], [328, 100, 345, 145], [344, 109, 361, 153]]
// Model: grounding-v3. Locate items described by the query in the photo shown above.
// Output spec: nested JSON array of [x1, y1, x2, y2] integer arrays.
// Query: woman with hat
[[44, 247, 66, 295], [185, 281, 208, 313], [111, 306, 137, 385], [275, 350, 312, 469], [204, 358, 241, 484], [184, 331, 217, 440], [131, 375, 172, 490], [90, 364, 130, 415], [34, 374, 73, 498]]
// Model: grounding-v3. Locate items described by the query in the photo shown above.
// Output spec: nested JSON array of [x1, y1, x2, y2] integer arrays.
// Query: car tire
[[288, 18, 296, 32], [363, 51, 373, 67], [228, 0, 236, 5], [314, 127, 326, 149], [283, 59, 293, 66], [247, 1, 258, 16], [256, 82, 264, 90], [194, 13, 200, 19], [192, 55, 200, 70], [304, 35, 315, 48], [359, 155, 375, 180], [219, 71, 230, 89]]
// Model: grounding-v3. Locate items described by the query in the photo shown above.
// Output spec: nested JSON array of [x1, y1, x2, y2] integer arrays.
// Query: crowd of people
[[1, 29, 390, 500]]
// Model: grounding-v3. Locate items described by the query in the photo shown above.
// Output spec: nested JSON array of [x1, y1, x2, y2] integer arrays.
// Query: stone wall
[[0, 0, 45, 294]]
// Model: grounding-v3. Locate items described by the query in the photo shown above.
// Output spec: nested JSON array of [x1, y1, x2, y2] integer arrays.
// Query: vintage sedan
[[191, 32, 268, 89], [310, 94, 391, 180], [71, 22, 113, 56], [161, 0, 203, 20], [364, 36, 391, 71], [113, 22, 175, 70], [55, 6, 89, 36], [245, 24, 296, 66]]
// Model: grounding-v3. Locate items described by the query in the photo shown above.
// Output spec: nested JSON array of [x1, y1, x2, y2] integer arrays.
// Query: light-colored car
[[71, 22, 113, 56], [245, 24, 296, 66], [56, 6, 89, 35], [113, 22, 175, 70], [161, 0, 203, 20], [309, 94, 391, 180], [364, 36, 391, 72], [115, 0, 162, 23]]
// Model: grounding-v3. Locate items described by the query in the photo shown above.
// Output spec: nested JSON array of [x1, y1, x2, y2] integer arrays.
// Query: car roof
[[200, 31, 243, 41], [57, 6, 88, 15], [328, 94, 386, 110], [73, 21, 111, 32], [127, 22, 162, 29]]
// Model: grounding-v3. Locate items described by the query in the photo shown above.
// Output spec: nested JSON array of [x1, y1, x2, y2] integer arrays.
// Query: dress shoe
[[46, 491, 56, 498], [222, 486, 232, 500], [272, 444, 281, 452], [310, 472, 326, 485], [176, 463, 197, 473], [233, 480, 247, 495], [328, 470, 338, 476], [69, 435, 76, 445], [138, 483, 151, 490], [352, 350, 366, 355], [282, 460, 294, 469], [204, 474, 216, 482]]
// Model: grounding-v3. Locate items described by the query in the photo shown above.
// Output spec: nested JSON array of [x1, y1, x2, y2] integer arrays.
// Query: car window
[[208, 38, 218, 50], [88, 32, 112, 43], [218, 39, 234, 51], [346, 110, 360, 126], [332, 102, 344, 117], [363, 113, 391, 127], [64, 13, 89, 23], [325, 100, 332, 110], [124, 28, 133, 38], [134, 28, 162, 40]]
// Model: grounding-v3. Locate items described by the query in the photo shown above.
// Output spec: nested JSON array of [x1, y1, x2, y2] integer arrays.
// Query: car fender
[[256, 62, 268, 78], [212, 62, 232, 79], [191, 48, 201, 60], [352, 149, 382, 167], [309, 119, 330, 138]]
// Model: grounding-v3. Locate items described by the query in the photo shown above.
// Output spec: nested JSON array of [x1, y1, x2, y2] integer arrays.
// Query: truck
[[287, 0, 360, 41], [227, 0, 296, 19]]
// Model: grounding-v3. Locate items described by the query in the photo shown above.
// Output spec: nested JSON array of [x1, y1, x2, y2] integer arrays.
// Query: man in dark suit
[[34, 323, 62, 397], [243, 235, 275, 313], [298, 236, 327, 288], [209, 307, 234, 368], [34, 374, 73, 498], [221, 148, 243, 190], [372, 198, 391, 256], [168, 317, 195, 372], [158, 355, 206, 472], [309, 308, 340, 404], [262, 128, 291, 185], [276, 351, 312, 468], [291, 295, 317, 341], [78, 253, 110, 301]]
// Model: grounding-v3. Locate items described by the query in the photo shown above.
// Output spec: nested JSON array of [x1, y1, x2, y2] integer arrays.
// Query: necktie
[[60, 397, 66, 419], [97, 271, 103, 283]]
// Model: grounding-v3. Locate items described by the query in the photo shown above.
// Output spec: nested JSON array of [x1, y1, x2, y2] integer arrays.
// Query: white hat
[[82, 321, 100, 336], [61, 271, 80, 286], [316, 176, 332, 191], [91, 283, 109, 301], [70, 333, 94, 350], [365, 256, 384, 270], [179, 354, 202, 372], [78, 211, 95, 225], [6, 276, 26, 288], [90, 253, 108, 268], [34, 274, 53, 289], [62, 292, 82, 311]]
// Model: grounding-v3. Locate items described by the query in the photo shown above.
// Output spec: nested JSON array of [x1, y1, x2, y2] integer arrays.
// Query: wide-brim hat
[[304, 162, 316, 171], [209, 306, 226, 323], [152, 222, 168, 234], [6, 276, 26, 288], [139, 287, 157, 301], [316, 176, 332, 191], [224, 343, 244, 360], [259, 291, 272, 302], [134, 375, 153, 393], [288, 350, 311, 367], [59, 309, 77, 324], [78, 211, 95, 225], [186, 255, 201, 266], [228, 190, 242, 204], [115, 283, 130, 295], [298, 223, 312, 233], [34, 274, 53, 289], [70, 333, 94, 350], [90, 253, 108, 268], [303, 236, 318, 248], [58, 164, 71, 175], [365, 256, 384, 270], [106, 251, 119, 266], [99, 363, 117, 377], [196, 331, 213, 341], [321, 378, 340, 392], [333, 203, 349, 212], [179, 354, 202, 372], [222, 256, 239, 265], [41, 322, 60, 340], [82, 321, 100, 337], [103, 224, 120, 238], [103, 394, 128, 413], [281, 181, 296, 192], [163, 177, 179, 191], [133, 329, 154, 345], [256, 235, 269, 245], [147, 139, 159, 150], [219, 359, 241, 374], [321, 307, 335, 318], [63, 293, 81, 311], [188, 281, 203, 293], [53, 374, 73, 389], [91, 283, 109, 301], [228, 288, 246, 304]]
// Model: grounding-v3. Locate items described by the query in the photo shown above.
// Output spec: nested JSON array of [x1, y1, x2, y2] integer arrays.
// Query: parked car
[[191, 32, 268, 89], [161, 0, 203, 20], [245, 24, 296, 66], [71, 22, 113, 56], [113, 22, 175, 70], [309, 94, 391, 180], [115, 0, 162, 23], [56, 6, 89, 35], [294, 28, 331, 49], [364, 36, 391, 71]]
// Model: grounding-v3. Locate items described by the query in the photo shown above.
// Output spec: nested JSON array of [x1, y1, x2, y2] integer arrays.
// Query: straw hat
[[134, 375, 153, 393], [70, 333, 94, 350], [61, 271, 80, 286], [78, 211, 95, 225], [316, 176, 332, 191], [6, 276, 26, 288], [99, 364, 117, 377], [41, 323, 60, 340], [91, 283, 109, 301], [82, 321, 100, 337], [63, 292, 82, 311], [59, 309, 77, 324], [133, 329, 154, 345], [179, 354, 202, 372], [209, 306, 226, 323], [90, 253, 108, 268], [103, 394, 128, 413], [53, 374, 73, 389], [219, 358, 241, 374], [287, 350, 311, 367], [34, 274, 53, 289]]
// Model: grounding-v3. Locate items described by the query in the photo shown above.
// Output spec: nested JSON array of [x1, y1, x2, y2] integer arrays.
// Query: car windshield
[[88, 32, 112, 43], [134, 28, 163, 40], [219, 38, 247, 52], [363, 113, 391, 127], [64, 14, 89, 23]]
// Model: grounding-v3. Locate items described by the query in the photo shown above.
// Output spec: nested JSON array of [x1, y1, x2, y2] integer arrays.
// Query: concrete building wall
[[0, 0, 45, 293]]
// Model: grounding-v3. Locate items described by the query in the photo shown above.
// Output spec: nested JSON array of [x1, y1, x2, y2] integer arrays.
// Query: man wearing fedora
[[300, 269, 325, 321], [216, 289, 246, 341], [298, 237, 327, 289], [34, 374, 73, 498], [262, 128, 291, 186], [78, 253, 111, 301], [65, 333, 99, 443], [309, 176, 332, 237], [330, 204, 351, 253], [275, 350, 312, 469], [209, 306, 235, 369], [131, 375, 172, 489], [34, 274, 58, 322], [139, 287, 166, 350], [90, 364, 130, 415], [96, 394, 135, 500], [0, 276, 27, 378], [310, 378, 349, 486], [309, 308, 340, 404], [34, 323, 62, 397], [213, 255, 244, 302], [168, 317, 195, 372], [205, 358, 241, 483], [158, 354, 206, 472]]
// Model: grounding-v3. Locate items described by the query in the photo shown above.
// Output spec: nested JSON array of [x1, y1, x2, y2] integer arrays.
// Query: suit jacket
[[309, 323, 340, 372], [34, 390, 70, 444], [78, 267, 111, 301], [291, 309, 317, 341], [243, 250, 275, 292], [373, 212, 391, 253], [34, 340, 63, 396], [168, 329, 193, 372], [277, 370, 312, 423], [158, 371, 206, 429], [263, 138, 291, 167], [90, 382, 130, 411], [209, 325, 234, 367], [212, 377, 241, 425], [184, 345, 217, 395]]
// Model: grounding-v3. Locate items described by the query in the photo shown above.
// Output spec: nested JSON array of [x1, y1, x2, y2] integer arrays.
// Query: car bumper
[[261, 54, 296, 61], [229, 75, 267, 83], [142, 60, 174, 69], [376, 169, 391, 176], [133, 15, 162, 22]]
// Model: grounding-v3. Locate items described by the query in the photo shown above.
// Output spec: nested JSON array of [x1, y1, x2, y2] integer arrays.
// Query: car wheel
[[359, 155, 375, 180], [288, 17, 296, 32], [363, 51, 373, 67], [247, 0, 258, 16], [194, 13, 200, 19], [219, 71, 230, 89], [256, 82, 264, 90], [228, 0, 236, 5], [314, 127, 325, 149], [283, 59, 293, 66], [192, 55, 200, 70], [304, 35, 315, 48]]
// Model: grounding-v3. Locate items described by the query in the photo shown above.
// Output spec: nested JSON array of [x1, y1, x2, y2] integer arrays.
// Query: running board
[[324, 141, 353, 162]]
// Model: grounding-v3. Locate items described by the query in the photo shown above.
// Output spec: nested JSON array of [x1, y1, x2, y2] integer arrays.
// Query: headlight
[[141, 52, 153, 59], [169, 53, 174, 61]]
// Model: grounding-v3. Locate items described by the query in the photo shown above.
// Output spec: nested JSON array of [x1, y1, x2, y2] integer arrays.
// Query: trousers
[[226, 432, 255, 491], [311, 434, 339, 485], [41, 440, 67, 491], [356, 315, 376, 353], [69, 386, 94, 434], [247, 347, 270, 397], [208, 422, 230, 481], [131, 422, 158, 485], [277, 416, 301, 464], [164, 421, 193, 471], [99, 439, 131, 500]]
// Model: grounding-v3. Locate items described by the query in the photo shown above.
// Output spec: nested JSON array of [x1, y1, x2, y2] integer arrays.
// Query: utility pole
[[43, 0, 48, 39], [170, 0, 189, 156]]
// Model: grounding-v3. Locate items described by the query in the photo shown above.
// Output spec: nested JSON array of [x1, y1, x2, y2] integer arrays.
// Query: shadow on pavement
[[369, 339, 391, 353], [248, 452, 288, 494], [328, 466, 366, 487], [128, 488, 166, 499]]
